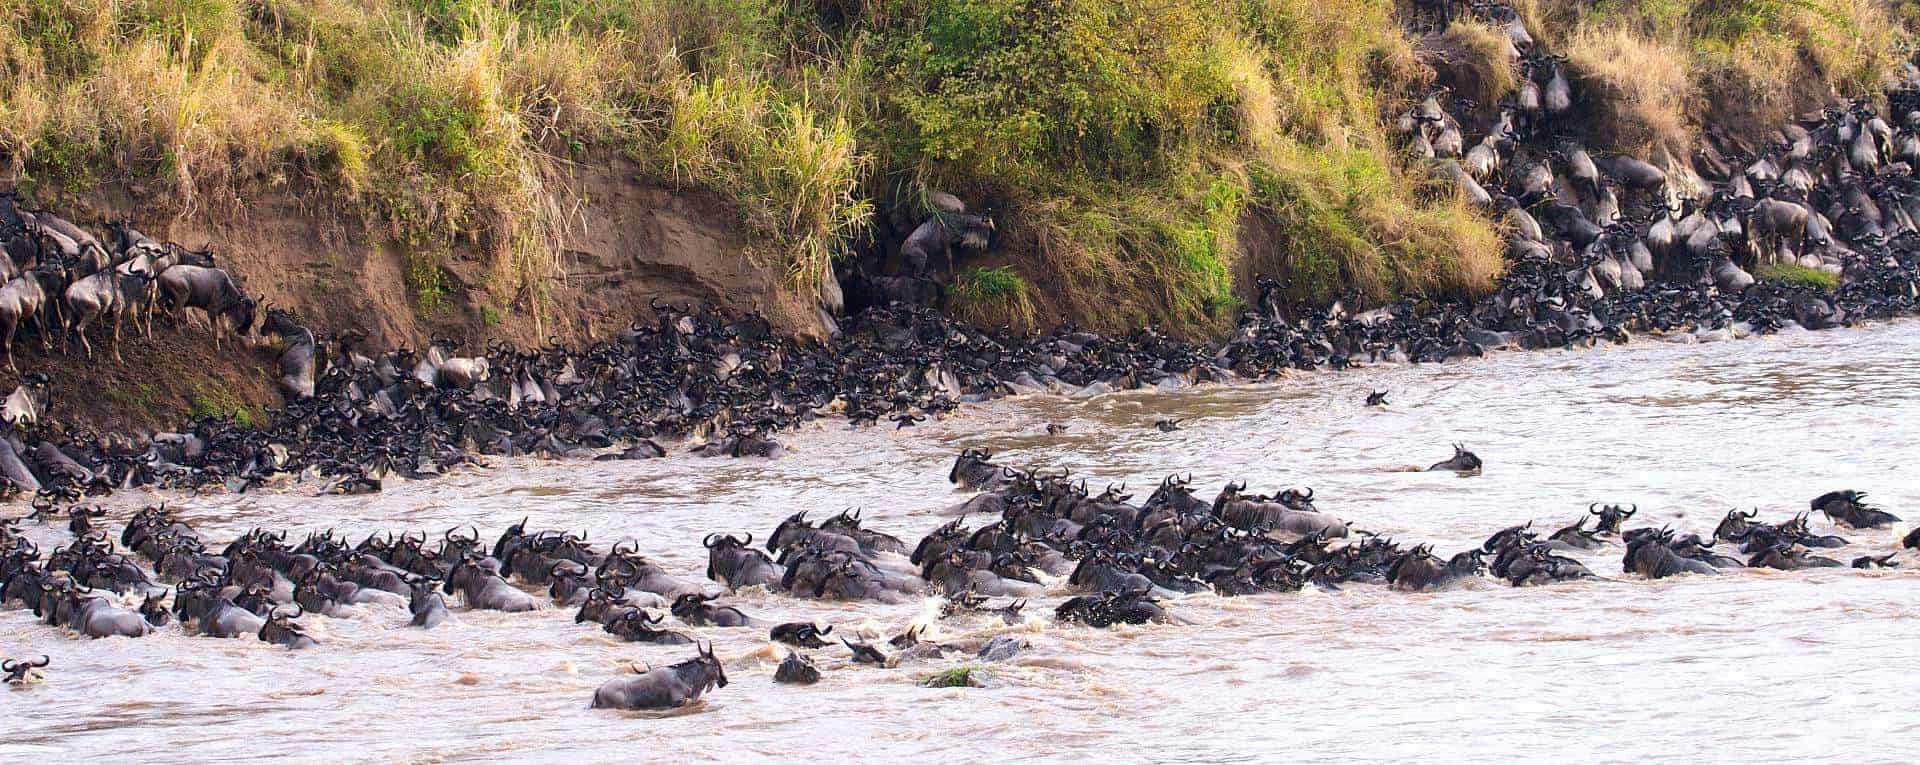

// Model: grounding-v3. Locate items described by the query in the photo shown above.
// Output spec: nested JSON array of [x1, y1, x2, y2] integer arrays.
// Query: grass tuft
[[1757, 263, 1840, 290], [189, 382, 257, 427], [919, 665, 982, 688]]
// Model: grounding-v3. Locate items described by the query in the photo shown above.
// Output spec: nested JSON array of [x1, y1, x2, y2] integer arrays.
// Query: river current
[[3, 321, 1918, 762]]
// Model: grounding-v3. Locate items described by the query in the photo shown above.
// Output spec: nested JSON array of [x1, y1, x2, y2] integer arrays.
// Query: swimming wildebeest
[[589, 643, 728, 710], [1810, 490, 1900, 529], [1427, 443, 1483, 473]]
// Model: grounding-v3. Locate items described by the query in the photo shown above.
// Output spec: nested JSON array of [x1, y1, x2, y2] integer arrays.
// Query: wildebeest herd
[[12, 50, 1920, 507], [7, 0, 1920, 712], [0, 194, 253, 370], [2, 448, 1914, 705], [2, 0, 1920, 506]]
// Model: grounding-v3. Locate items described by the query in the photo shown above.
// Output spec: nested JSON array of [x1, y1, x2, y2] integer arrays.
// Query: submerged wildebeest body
[[1428, 444, 1483, 473], [770, 622, 833, 648], [774, 651, 820, 685]]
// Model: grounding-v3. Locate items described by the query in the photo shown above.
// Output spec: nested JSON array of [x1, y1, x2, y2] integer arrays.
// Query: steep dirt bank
[[4, 153, 823, 432], [46, 153, 820, 349]]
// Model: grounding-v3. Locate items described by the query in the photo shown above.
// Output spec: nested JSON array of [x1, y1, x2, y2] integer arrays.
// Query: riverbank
[[5, 0, 1908, 343]]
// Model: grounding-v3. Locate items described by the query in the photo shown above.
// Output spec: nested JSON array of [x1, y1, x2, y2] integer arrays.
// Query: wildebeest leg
[[72, 308, 96, 358], [111, 308, 124, 362], [36, 309, 53, 352], [2, 319, 14, 372]]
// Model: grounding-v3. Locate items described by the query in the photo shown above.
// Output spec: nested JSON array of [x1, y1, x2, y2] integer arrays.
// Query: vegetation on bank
[[0, 0, 1909, 336], [1522, 0, 1909, 159], [1757, 262, 1842, 289]]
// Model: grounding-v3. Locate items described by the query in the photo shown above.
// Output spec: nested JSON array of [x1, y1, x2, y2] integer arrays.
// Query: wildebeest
[[774, 651, 820, 685], [1589, 503, 1636, 535], [173, 579, 267, 638], [1810, 490, 1900, 529], [770, 622, 832, 648], [259, 308, 316, 399], [444, 555, 537, 612], [1427, 443, 1483, 473], [63, 266, 153, 360], [1623, 529, 1721, 579], [0, 266, 61, 370], [1385, 545, 1484, 591], [156, 264, 254, 349], [605, 609, 694, 644], [258, 605, 319, 649], [669, 593, 751, 627], [37, 583, 152, 638], [703, 533, 782, 590], [842, 638, 891, 666], [2, 655, 49, 685], [408, 576, 450, 628], [948, 448, 1005, 491], [900, 211, 994, 275], [589, 643, 727, 710]]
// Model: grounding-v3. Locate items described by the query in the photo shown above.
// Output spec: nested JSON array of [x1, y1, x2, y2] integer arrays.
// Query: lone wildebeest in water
[[3, 655, 49, 685], [1366, 390, 1389, 407], [590, 643, 728, 710], [1428, 444, 1482, 474]]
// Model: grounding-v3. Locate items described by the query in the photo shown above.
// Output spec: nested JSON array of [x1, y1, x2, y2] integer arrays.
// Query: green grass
[[189, 383, 257, 427], [919, 665, 982, 688], [105, 382, 162, 409], [407, 250, 455, 314], [952, 265, 1035, 329], [1758, 263, 1841, 290]]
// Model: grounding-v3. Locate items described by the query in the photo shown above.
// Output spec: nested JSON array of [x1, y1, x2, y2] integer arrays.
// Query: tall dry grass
[[0, 0, 873, 326], [1525, 0, 1910, 151]]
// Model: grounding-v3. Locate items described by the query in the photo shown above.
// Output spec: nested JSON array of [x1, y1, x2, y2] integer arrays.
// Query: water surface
[[4, 323, 1917, 762]]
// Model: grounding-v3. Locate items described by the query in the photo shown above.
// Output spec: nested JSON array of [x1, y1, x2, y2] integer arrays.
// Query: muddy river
[[4, 322, 1918, 761]]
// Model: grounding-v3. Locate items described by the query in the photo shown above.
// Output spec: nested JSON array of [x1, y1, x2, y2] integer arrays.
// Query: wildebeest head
[[767, 511, 812, 553], [1714, 508, 1760, 542], [1588, 503, 1636, 534], [2, 655, 49, 685], [1481, 520, 1534, 553], [770, 621, 832, 648], [1211, 481, 1248, 514], [774, 650, 819, 685]]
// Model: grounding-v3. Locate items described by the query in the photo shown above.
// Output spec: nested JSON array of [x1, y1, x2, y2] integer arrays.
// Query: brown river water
[[3, 322, 1919, 762]]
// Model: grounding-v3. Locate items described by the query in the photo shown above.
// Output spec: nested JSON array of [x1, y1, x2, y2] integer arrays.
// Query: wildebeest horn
[[703, 533, 720, 549]]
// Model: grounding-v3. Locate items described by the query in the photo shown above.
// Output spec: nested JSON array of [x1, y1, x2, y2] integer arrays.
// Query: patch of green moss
[[1757, 263, 1840, 290]]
